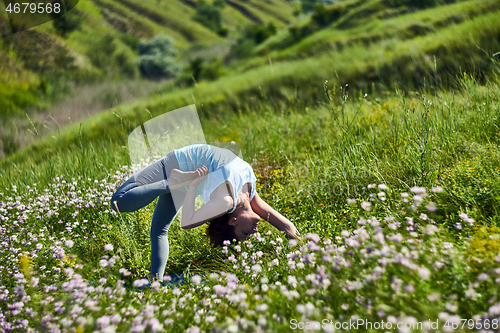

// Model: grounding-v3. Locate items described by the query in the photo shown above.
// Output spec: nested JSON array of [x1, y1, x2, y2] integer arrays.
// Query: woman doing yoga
[[110, 144, 298, 280]]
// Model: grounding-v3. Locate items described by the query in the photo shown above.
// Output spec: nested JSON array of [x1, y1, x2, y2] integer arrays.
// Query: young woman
[[110, 143, 298, 281]]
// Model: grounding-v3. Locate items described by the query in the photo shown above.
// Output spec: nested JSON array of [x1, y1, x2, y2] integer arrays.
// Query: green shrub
[[193, 0, 226, 36], [137, 35, 177, 58], [174, 56, 224, 87], [226, 39, 256, 62], [1, 131, 19, 156], [288, 23, 317, 42], [398, 0, 458, 8], [137, 54, 181, 80], [188, 57, 204, 82], [244, 22, 277, 45], [311, 3, 343, 28], [201, 56, 224, 81], [137, 35, 182, 80], [52, 10, 81, 38], [288, 4, 343, 43]]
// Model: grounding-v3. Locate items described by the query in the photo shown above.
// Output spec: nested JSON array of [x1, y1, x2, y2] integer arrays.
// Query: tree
[[244, 22, 277, 44], [193, 0, 227, 36], [137, 35, 181, 80], [52, 10, 81, 38]]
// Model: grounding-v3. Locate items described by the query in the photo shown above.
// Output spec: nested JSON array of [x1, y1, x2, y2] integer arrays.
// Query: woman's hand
[[189, 165, 209, 188]]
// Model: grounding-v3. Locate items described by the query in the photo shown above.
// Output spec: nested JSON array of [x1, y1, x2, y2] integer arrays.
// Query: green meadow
[[1, 0, 500, 331]]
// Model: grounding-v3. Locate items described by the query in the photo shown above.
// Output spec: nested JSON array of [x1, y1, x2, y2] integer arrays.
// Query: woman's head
[[206, 204, 261, 247], [206, 213, 238, 247]]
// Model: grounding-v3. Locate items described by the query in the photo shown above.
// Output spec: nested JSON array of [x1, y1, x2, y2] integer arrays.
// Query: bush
[[52, 10, 81, 38], [193, 0, 226, 36], [137, 35, 181, 80], [174, 56, 224, 88], [201, 57, 224, 81], [300, 0, 335, 14], [225, 39, 256, 62], [1, 131, 19, 156], [137, 35, 177, 58], [311, 4, 343, 28], [392, 0, 457, 8], [137, 54, 181, 80], [288, 4, 343, 42], [288, 23, 317, 42], [244, 22, 277, 45]]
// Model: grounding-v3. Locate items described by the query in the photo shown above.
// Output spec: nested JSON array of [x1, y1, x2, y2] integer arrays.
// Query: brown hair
[[206, 213, 239, 248]]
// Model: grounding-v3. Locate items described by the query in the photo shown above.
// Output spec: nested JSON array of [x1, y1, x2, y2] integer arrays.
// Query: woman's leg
[[149, 190, 186, 281], [110, 152, 178, 213]]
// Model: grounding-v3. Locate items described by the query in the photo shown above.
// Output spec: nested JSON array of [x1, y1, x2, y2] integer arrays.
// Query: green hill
[[1, 1, 500, 328], [1, 0, 499, 162], [0, 0, 298, 119]]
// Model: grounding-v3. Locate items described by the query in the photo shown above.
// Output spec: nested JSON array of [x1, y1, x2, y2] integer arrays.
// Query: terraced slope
[[0, 0, 298, 118], [245, 0, 500, 68]]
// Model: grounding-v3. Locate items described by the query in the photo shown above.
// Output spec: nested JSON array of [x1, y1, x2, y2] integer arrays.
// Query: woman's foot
[[167, 168, 206, 190]]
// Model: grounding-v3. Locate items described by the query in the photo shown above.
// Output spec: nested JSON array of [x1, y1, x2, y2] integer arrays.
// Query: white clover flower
[[410, 186, 426, 194], [151, 281, 160, 291], [478, 273, 489, 281], [347, 198, 357, 205], [256, 304, 268, 312], [303, 234, 319, 244], [104, 244, 113, 251], [361, 201, 371, 211], [192, 275, 202, 285], [251, 264, 262, 273], [418, 267, 431, 280], [431, 186, 443, 193]]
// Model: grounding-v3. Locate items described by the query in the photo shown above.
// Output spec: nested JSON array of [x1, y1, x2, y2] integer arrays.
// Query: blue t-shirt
[[173, 144, 256, 212]]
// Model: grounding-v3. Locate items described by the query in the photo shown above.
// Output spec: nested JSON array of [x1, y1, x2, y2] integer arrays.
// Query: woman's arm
[[180, 167, 232, 229], [250, 191, 299, 239]]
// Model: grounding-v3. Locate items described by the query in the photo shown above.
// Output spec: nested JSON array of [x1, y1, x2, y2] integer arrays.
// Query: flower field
[[2, 0, 500, 331], [2, 158, 500, 332]]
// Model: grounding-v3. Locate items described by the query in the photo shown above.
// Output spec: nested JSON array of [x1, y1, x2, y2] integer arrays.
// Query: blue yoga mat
[[124, 271, 211, 291]]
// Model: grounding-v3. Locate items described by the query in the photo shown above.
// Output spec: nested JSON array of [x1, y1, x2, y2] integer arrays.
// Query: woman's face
[[229, 205, 261, 241]]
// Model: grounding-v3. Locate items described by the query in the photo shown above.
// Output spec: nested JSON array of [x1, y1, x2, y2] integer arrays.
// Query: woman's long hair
[[206, 213, 239, 248]]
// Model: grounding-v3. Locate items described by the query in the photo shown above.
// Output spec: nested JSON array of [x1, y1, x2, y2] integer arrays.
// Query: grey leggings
[[110, 151, 186, 280]]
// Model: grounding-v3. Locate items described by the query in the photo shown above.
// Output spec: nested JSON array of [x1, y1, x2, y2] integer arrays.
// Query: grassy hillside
[[2, 0, 500, 331], [0, 64, 500, 332], [0, 0, 298, 158], [0, 0, 298, 117]]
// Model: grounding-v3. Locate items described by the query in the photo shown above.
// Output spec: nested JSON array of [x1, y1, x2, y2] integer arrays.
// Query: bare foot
[[167, 168, 206, 190]]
